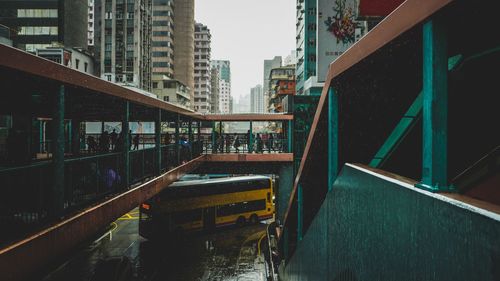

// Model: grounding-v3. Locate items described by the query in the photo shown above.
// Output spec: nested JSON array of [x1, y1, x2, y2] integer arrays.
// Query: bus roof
[[169, 175, 271, 188]]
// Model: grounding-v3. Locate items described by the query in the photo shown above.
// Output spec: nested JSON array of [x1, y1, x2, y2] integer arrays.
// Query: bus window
[[172, 209, 202, 224], [267, 192, 271, 203]]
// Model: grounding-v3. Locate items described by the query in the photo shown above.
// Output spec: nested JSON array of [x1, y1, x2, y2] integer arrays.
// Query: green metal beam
[[417, 17, 453, 192], [175, 114, 180, 165], [155, 109, 162, 175], [197, 121, 201, 140], [297, 183, 303, 242], [287, 120, 293, 153], [211, 121, 216, 153], [71, 119, 80, 156], [52, 85, 65, 217], [327, 87, 339, 191], [369, 55, 463, 169], [122, 101, 130, 187], [249, 121, 253, 153], [188, 119, 193, 143]]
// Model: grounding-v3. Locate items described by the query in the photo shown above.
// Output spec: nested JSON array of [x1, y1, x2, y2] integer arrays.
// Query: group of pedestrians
[[212, 132, 280, 153], [86, 129, 141, 153]]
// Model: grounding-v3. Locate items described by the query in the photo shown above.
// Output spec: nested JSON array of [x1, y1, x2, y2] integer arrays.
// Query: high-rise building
[[0, 0, 88, 53], [250, 84, 264, 113], [193, 22, 211, 113], [0, 24, 12, 46], [210, 67, 220, 113], [263, 56, 282, 112], [219, 79, 231, 114], [95, 0, 153, 91], [174, 0, 195, 107], [152, 75, 191, 107], [36, 47, 95, 75], [296, 0, 321, 96], [268, 66, 295, 113], [211, 60, 230, 82], [211, 60, 231, 114], [229, 96, 233, 114], [88, 0, 95, 47], [284, 49, 297, 66], [152, 0, 174, 79]]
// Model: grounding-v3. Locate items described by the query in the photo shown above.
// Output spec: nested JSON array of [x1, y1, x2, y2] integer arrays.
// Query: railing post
[[122, 101, 130, 188], [328, 86, 339, 191], [175, 113, 180, 165], [219, 121, 223, 153], [249, 121, 253, 153], [188, 119, 193, 159], [188, 119, 193, 143], [417, 16, 453, 192], [287, 120, 293, 153], [197, 121, 202, 154], [211, 121, 216, 153], [52, 84, 65, 217], [71, 119, 80, 156], [155, 108, 161, 175], [297, 183, 303, 242]]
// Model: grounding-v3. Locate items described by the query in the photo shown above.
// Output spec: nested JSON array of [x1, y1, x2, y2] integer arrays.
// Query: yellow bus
[[139, 175, 274, 239]]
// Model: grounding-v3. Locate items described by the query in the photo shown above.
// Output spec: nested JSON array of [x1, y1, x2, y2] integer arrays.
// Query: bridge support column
[[122, 101, 130, 188], [417, 16, 453, 192], [70, 119, 81, 156], [155, 109, 162, 175], [277, 164, 293, 224], [297, 183, 303, 242], [51, 84, 65, 217], [328, 86, 339, 191], [287, 120, 293, 153]]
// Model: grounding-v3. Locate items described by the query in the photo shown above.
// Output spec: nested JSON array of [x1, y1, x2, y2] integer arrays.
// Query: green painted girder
[[419, 17, 452, 192], [287, 120, 293, 153], [52, 84, 65, 217], [328, 87, 339, 191], [249, 121, 253, 153], [369, 54, 463, 169], [123, 101, 130, 187], [155, 109, 162, 175]]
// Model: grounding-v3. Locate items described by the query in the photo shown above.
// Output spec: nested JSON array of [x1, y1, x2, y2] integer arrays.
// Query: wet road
[[39, 209, 269, 281]]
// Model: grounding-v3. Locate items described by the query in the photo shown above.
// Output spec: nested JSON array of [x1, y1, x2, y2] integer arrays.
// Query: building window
[[17, 9, 58, 18], [153, 82, 158, 88], [18, 26, 58, 35], [163, 96, 169, 102], [84, 62, 88, 72]]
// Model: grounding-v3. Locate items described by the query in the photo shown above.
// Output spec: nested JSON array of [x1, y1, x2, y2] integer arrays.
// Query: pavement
[[38, 208, 269, 281]]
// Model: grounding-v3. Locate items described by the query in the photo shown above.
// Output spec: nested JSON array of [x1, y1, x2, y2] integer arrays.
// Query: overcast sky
[[195, 0, 295, 100]]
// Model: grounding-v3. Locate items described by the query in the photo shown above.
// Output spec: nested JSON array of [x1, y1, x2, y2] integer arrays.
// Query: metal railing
[[0, 139, 203, 247], [197, 133, 289, 154]]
